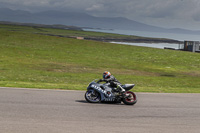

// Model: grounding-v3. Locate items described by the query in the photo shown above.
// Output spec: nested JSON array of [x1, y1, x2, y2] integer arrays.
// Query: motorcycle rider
[[98, 71, 125, 93]]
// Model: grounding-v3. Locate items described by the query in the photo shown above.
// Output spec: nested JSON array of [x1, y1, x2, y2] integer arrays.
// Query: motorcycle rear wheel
[[122, 91, 137, 105], [85, 90, 101, 103]]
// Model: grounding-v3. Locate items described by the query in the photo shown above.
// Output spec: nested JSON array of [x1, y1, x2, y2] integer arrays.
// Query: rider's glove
[[97, 79, 103, 83]]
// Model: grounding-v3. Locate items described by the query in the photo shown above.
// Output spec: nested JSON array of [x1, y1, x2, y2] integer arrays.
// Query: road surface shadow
[[75, 100, 88, 103], [75, 100, 131, 106]]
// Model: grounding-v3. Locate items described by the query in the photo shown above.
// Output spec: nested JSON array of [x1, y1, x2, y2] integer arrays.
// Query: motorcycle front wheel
[[122, 91, 137, 105], [85, 90, 101, 103]]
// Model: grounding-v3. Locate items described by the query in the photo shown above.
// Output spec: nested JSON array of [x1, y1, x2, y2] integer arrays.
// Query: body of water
[[110, 42, 183, 49], [84, 28, 200, 49], [84, 28, 200, 41]]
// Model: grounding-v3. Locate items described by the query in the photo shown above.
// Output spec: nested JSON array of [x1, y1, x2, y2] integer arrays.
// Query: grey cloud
[[0, 0, 198, 18], [0, 0, 98, 12], [0, 0, 200, 29]]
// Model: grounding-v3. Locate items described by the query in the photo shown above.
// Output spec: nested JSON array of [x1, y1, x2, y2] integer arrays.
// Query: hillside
[[0, 24, 199, 93], [0, 22, 181, 44]]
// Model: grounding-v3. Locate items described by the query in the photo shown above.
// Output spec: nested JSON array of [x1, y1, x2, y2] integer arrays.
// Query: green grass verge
[[0, 24, 200, 93]]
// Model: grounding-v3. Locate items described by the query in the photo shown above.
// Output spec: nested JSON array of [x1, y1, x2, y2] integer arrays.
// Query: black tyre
[[85, 90, 101, 103], [122, 91, 137, 105]]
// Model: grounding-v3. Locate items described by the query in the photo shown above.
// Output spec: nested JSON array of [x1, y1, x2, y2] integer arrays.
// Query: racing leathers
[[98, 75, 125, 92]]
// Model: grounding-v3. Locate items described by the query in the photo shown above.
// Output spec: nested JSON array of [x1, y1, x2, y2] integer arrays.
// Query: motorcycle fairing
[[122, 84, 135, 91], [87, 82, 116, 101]]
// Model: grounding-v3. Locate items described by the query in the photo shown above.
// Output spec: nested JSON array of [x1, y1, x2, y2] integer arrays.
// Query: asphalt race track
[[0, 87, 200, 133]]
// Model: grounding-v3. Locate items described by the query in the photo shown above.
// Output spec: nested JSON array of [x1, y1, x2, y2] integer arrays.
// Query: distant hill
[[0, 21, 82, 30], [1, 8, 200, 35]]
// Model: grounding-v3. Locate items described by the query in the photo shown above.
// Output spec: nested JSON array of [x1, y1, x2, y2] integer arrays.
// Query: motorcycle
[[85, 79, 137, 105]]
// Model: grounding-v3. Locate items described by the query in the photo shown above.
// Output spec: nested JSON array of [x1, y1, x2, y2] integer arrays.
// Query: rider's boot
[[117, 85, 125, 93]]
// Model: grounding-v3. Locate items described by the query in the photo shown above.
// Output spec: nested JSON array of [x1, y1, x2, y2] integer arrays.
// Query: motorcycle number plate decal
[[104, 98, 115, 102]]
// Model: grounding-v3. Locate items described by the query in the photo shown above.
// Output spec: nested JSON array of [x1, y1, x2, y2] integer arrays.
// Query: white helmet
[[103, 71, 111, 79]]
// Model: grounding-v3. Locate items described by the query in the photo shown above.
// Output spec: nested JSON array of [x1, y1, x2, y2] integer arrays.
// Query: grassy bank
[[0, 24, 199, 93], [0, 23, 181, 43]]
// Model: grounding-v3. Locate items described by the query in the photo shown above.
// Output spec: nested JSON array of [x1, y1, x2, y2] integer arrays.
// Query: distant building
[[76, 37, 84, 40], [69, 36, 84, 40], [184, 41, 200, 52]]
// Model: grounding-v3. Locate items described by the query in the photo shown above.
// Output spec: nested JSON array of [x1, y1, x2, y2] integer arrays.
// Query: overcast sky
[[0, 0, 200, 30]]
